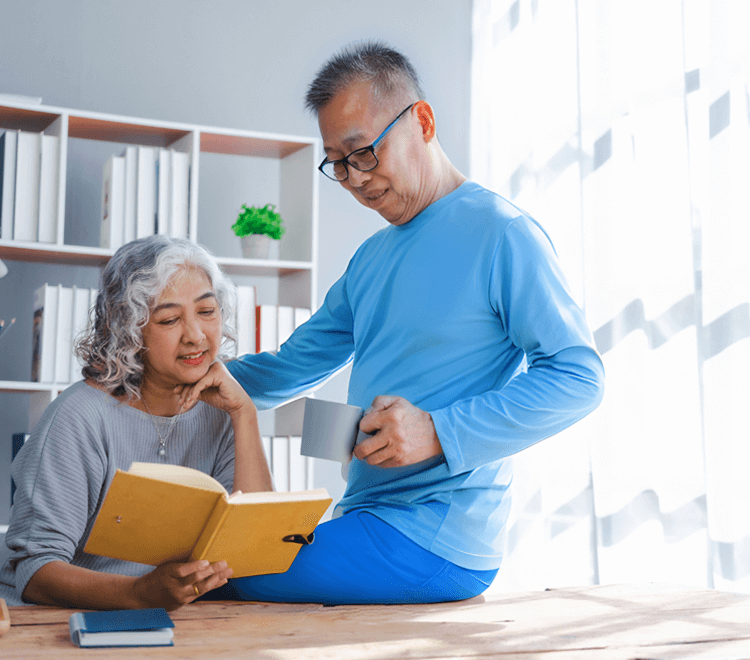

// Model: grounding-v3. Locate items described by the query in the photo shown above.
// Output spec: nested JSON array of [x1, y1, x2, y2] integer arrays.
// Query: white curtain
[[471, 0, 750, 593]]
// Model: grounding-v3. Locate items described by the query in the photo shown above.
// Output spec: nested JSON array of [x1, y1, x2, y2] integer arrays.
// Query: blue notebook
[[69, 608, 174, 647]]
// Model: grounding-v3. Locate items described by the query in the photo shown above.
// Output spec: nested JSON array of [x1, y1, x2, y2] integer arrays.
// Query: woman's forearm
[[23, 561, 141, 610]]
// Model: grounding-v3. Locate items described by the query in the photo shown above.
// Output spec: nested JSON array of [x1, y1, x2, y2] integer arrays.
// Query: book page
[[227, 488, 331, 504], [128, 462, 226, 493]]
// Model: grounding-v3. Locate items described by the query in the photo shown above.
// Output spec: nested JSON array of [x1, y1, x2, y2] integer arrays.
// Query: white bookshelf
[[0, 100, 320, 436]]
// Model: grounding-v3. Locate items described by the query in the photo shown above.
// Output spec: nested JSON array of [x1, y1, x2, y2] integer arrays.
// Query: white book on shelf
[[256, 304, 278, 354], [235, 285, 256, 356], [54, 285, 74, 384], [294, 307, 311, 329], [169, 149, 189, 238], [37, 133, 60, 244], [100, 155, 125, 250], [13, 130, 41, 242], [136, 146, 157, 238], [272, 436, 290, 492], [31, 283, 58, 383], [89, 287, 98, 322], [277, 305, 295, 349], [156, 148, 171, 236], [288, 436, 306, 492], [261, 436, 272, 473], [69, 285, 92, 383], [120, 146, 137, 244], [0, 130, 17, 240]]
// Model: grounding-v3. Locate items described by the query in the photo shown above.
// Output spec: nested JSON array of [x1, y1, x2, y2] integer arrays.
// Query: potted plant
[[232, 203, 285, 259]]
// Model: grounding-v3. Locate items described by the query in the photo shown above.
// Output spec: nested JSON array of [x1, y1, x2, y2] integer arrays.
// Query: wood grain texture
[[3, 584, 750, 659]]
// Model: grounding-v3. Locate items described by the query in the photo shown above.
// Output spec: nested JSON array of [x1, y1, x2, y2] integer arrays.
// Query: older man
[[221, 41, 604, 604]]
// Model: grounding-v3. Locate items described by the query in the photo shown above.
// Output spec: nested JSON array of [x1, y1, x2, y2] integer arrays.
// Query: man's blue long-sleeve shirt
[[228, 181, 604, 570]]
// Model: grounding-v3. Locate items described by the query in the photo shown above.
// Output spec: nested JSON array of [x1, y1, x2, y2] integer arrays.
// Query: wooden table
[[3, 584, 750, 659]]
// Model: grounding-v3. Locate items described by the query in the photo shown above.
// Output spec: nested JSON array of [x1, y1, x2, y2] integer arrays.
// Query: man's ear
[[414, 101, 436, 142]]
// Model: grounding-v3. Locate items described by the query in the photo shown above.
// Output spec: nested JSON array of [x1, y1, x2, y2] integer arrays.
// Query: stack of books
[[234, 284, 311, 357], [0, 129, 60, 243], [31, 284, 96, 384], [101, 146, 190, 251]]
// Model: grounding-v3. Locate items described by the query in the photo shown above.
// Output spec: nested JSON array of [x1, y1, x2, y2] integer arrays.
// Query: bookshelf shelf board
[[0, 241, 313, 276], [0, 242, 111, 268], [0, 381, 60, 395], [68, 115, 192, 148], [216, 257, 314, 276], [0, 104, 60, 133], [199, 131, 312, 159]]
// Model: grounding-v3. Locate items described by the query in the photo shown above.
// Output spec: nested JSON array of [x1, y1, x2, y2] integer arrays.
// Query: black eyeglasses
[[318, 104, 415, 182]]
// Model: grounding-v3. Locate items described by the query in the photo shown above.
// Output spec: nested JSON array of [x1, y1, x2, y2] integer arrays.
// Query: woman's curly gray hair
[[76, 235, 237, 400]]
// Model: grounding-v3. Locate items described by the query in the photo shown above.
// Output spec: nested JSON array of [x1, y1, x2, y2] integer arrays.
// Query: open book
[[84, 463, 332, 578]]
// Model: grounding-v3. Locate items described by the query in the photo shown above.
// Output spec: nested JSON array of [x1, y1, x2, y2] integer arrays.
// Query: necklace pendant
[[158, 445, 166, 457]]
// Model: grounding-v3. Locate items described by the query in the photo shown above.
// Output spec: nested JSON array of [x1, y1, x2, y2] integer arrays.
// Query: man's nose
[[347, 166, 371, 188]]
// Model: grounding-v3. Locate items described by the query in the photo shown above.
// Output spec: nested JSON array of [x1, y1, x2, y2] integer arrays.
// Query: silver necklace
[[142, 397, 185, 457]]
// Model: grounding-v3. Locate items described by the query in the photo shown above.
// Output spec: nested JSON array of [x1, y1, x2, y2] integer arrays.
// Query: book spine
[[69, 285, 91, 383], [10, 432, 28, 505], [272, 436, 290, 492], [31, 283, 58, 383], [54, 285, 74, 383], [13, 130, 41, 242], [235, 285, 256, 357], [156, 149, 171, 236], [121, 146, 137, 244], [256, 304, 278, 354], [101, 156, 125, 250], [0, 130, 17, 240], [190, 496, 231, 562], [136, 146, 157, 238], [37, 133, 59, 243], [169, 150, 189, 238], [261, 436, 272, 472], [277, 305, 294, 350], [294, 307, 311, 329], [288, 436, 306, 492]]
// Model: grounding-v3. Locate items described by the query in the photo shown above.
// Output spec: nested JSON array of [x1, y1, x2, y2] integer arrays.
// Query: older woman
[[0, 235, 272, 610]]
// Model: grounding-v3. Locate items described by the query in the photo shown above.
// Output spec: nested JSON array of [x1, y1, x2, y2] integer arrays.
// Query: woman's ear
[[414, 101, 436, 142]]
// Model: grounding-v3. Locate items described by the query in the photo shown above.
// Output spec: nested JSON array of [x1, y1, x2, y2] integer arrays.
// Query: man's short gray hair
[[305, 41, 425, 114]]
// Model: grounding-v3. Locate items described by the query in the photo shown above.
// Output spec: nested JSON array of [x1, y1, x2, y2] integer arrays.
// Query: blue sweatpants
[[206, 511, 498, 605]]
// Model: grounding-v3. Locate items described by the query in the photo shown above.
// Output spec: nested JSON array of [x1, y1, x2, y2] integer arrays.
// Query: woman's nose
[[182, 316, 205, 343]]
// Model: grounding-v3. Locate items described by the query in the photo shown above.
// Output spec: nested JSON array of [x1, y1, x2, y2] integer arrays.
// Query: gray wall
[[0, 0, 472, 521]]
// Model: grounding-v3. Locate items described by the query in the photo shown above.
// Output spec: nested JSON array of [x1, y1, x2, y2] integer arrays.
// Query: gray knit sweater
[[0, 381, 235, 605]]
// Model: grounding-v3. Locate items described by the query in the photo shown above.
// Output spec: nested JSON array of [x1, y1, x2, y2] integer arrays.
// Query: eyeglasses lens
[[347, 148, 378, 171], [324, 148, 378, 181]]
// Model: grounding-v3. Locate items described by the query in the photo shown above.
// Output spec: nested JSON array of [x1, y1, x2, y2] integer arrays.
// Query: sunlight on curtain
[[471, 0, 750, 593]]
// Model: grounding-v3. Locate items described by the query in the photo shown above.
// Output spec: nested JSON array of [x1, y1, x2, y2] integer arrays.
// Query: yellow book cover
[[84, 462, 332, 577]]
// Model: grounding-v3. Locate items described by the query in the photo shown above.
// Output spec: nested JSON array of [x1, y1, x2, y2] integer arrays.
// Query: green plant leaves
[[231, 203, 285, 240]]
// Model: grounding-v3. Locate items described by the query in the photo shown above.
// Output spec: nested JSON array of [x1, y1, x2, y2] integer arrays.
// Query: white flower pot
[[240, 234, 278, 259]]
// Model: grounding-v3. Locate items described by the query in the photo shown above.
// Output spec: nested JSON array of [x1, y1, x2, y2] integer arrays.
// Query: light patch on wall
[[684, 69, 700, 94], [492, 0, 520, 46], [709, 90, 730, 139], [593, 128, 612, 170]]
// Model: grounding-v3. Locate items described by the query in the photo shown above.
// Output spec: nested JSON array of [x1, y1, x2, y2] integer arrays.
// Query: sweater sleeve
[[6, 395, 107, 599], [431, 218, 605, 474], [227, 269, 356, 409]]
